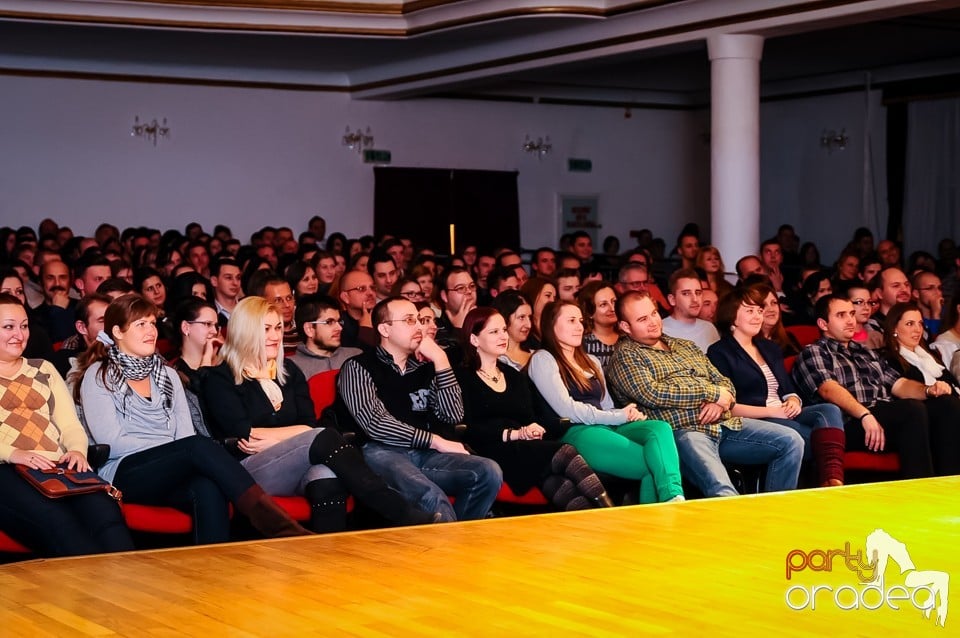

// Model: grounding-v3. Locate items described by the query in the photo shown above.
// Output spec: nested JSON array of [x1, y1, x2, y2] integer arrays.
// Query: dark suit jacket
[[707, 335, 799, 407]]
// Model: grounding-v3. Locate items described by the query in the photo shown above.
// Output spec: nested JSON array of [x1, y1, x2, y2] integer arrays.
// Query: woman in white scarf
[[881, 302, 960, 475]]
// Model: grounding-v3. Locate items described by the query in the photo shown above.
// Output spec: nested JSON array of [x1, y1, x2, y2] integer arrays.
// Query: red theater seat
[[0, 532, 30, 554], [844, 451, 901, 474], [496, 483, 549, 506], [308, 370, 340, 419], [122, 504, 194, 534], [786, 325, 820, 348]]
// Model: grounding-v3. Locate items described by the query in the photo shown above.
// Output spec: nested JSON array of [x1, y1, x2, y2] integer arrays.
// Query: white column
[[708, 34, 764, 273]]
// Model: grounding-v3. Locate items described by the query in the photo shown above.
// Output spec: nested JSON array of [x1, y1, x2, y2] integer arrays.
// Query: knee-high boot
[[550, 444, 614, 507], [541, 475, 591, 511], [811, 428, 846, 487], [309, 429, 440, 526], [235, 485, 312, 538], [304, 479, 349, 533]]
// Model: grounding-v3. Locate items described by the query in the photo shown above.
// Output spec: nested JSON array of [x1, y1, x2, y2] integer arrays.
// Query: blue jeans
[[765, 403, 845, 461], [240, 428, 336, 495], [361, 442, 502, 522], [673, 419, 803, 497]]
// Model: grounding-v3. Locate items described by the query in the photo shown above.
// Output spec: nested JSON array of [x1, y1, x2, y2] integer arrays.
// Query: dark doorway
[[374, 167, 520, 254]]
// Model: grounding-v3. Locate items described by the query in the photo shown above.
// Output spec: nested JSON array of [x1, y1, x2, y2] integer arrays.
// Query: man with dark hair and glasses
[[434, 267, 477, 363], [847, 285, 883, 349], [288, 294, 362, 378], [912, 271, 944, 339], [336, 297, 502, 522], [337, 270, 378, 352]]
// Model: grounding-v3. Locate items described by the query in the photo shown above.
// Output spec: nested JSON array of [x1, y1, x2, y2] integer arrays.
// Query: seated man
[[661, 268, 720, 352], [52, 293, 111, 379], [288, 294, 362, 378], [336, 297, 502, 521], [337, 269, 378, 351], [555, 268, 581, 302], [912, 271, 944, 339], [606, 291, 802, 497], [792, 294, 940, 479], [867, 266, 911, 333]]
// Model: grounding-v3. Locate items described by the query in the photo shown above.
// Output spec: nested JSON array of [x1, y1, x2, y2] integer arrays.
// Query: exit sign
[[568, 158, 592, 172], [364, 149, 392, 164]]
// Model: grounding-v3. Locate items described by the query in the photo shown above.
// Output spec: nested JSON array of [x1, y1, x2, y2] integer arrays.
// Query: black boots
[[304, 478, 349, 533], [309, 429, 440, 526]]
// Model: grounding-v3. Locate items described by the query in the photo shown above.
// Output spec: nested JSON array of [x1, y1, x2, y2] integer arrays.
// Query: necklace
[[477, 367, 501, 383]]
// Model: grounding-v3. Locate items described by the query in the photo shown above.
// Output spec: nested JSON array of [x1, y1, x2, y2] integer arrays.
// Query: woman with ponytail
[[74, 293, 310, 544]]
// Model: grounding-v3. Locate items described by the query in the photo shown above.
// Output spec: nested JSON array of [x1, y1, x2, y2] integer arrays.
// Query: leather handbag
[[15, 464, 122, 502]]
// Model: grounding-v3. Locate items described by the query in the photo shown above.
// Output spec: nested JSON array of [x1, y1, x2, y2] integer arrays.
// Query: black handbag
[[15, 463, 122, 502]]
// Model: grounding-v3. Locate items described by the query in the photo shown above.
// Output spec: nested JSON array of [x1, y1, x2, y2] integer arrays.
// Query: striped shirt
[[337, 346, 464, 449]]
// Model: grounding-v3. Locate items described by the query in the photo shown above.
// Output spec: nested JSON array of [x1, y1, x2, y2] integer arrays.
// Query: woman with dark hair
[[754, 283, 802, 357], [325, 232, 347, 256], [790, 271, 833, 326], [528, 301, 684, 503], [932, 291, 960, 377], [0, 267, 54, 360], [456, 307, 613, 509], [156, 245, 184, 279], [519, 277, 557, 350], [0, 293, 134, 557], [577, 281, 620, 369], [75, 294, 310, 543], [201, 296, 438, 532], [880, 302, 960, 475], [284, 260, 319, 299], [165, 271, 215, 314], [799, 242, 822, 270], [491, 290, 533, 370], [134, 267, 176, 342], [391, 277, 425, 303], [707, 287, 846, 486]]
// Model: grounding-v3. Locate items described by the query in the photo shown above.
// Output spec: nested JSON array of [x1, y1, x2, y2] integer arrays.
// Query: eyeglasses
[[307, 319, 345, 327], [447, 282, 477, 294], [918, 285, 943, 292], [383, 315, 420, 326], [418, 315, 435, 325], [400, 290, 425, 300], [187, 320, 218, 329], [850, 299, 880, 307], [620, 280, 649, 289], [343, 285, 374, 294]]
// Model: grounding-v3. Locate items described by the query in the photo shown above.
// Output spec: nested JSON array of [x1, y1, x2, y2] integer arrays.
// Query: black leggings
[[0, 464, 133, 557], [113, 436, 256, 545]]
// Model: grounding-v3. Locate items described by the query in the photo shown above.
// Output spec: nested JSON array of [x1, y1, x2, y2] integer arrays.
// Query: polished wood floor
[[1, 477, 957, 636]]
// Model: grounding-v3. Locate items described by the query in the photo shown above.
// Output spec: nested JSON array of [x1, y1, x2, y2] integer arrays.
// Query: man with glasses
[[288, 294, 362, 378], [617, 262, 670, 315], [337, 270, 378, 351], [435, 267, 477, 363], [368, 249, 399, 302], [847, 285, 883, 349], [336, 297, 502, 522], [912, 271, 944, 338]]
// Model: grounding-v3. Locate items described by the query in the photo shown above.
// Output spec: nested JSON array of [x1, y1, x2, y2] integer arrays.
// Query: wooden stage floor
[[2, 477, 957, 636]]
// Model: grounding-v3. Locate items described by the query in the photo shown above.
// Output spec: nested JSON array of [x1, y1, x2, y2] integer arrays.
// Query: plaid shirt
[[792, 336, 901, 408], [606, 335, 740, 437]]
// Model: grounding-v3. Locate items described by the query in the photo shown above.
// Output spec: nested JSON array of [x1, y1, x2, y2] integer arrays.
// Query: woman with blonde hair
[[696, 246, 734, 299], [202, 296, 438, 532]]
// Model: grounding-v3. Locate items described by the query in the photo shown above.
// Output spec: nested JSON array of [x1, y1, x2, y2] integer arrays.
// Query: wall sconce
[[820, 129, 848, 153], [523, 134, 552, 159], [131, 116, 170, 146], [343, 126, 374, 154]]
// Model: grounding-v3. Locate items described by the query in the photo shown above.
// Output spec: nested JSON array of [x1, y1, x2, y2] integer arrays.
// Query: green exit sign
[[364, 149, 392, 164], [568, 158, 592, 172]]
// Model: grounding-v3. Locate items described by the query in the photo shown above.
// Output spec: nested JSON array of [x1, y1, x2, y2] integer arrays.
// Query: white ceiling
[[3, 0, 960, 104]]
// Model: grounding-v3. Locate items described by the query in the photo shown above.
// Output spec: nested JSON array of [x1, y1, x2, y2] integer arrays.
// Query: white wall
[[0, 74, 709, 252], [759, 89, 888, 264]]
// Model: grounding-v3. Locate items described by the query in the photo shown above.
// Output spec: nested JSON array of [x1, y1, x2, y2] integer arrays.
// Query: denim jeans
[[766, 403, 845, 461], [673, 418, 803, 497], [361, 442, 502, 522], [240, 428, 336, 495]]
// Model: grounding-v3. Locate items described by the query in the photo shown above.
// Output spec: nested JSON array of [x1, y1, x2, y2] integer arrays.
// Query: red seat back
[[785, 325, 820, 348], [783, 355, 796, 374], [308, 370, 340, 419]]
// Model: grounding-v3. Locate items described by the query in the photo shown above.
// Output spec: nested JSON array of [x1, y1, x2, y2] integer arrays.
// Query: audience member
[[661, 268, 719, 352], [491, 290, 533, 371], [288, 294, 362, 378], [577, 281, 619, 368]]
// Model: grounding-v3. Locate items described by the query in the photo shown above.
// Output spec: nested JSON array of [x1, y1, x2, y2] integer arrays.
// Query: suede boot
[[236, 485, 312, 538]]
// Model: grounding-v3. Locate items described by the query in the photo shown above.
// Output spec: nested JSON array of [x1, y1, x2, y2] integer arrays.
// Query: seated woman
[[753, 282, 802, 357], [171, 297, 221, 388], [491, 290, 533, 371], [880, 302, 960, 475], [696, 246, 734, 299], [0, 267, 54, 360], [706, 287, 846, 487], [0, 293, 134, 557], [202, 296, 437, 532], [134, 267, 176, 343], [931, 290, 960, 372], [285, 260, 319, 300], [528, 301, 684, 504], [577, 281, 620, 369], [519, 277, 557, 350], [456, 308, 613, 509], [75, 293, 310, 543]]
